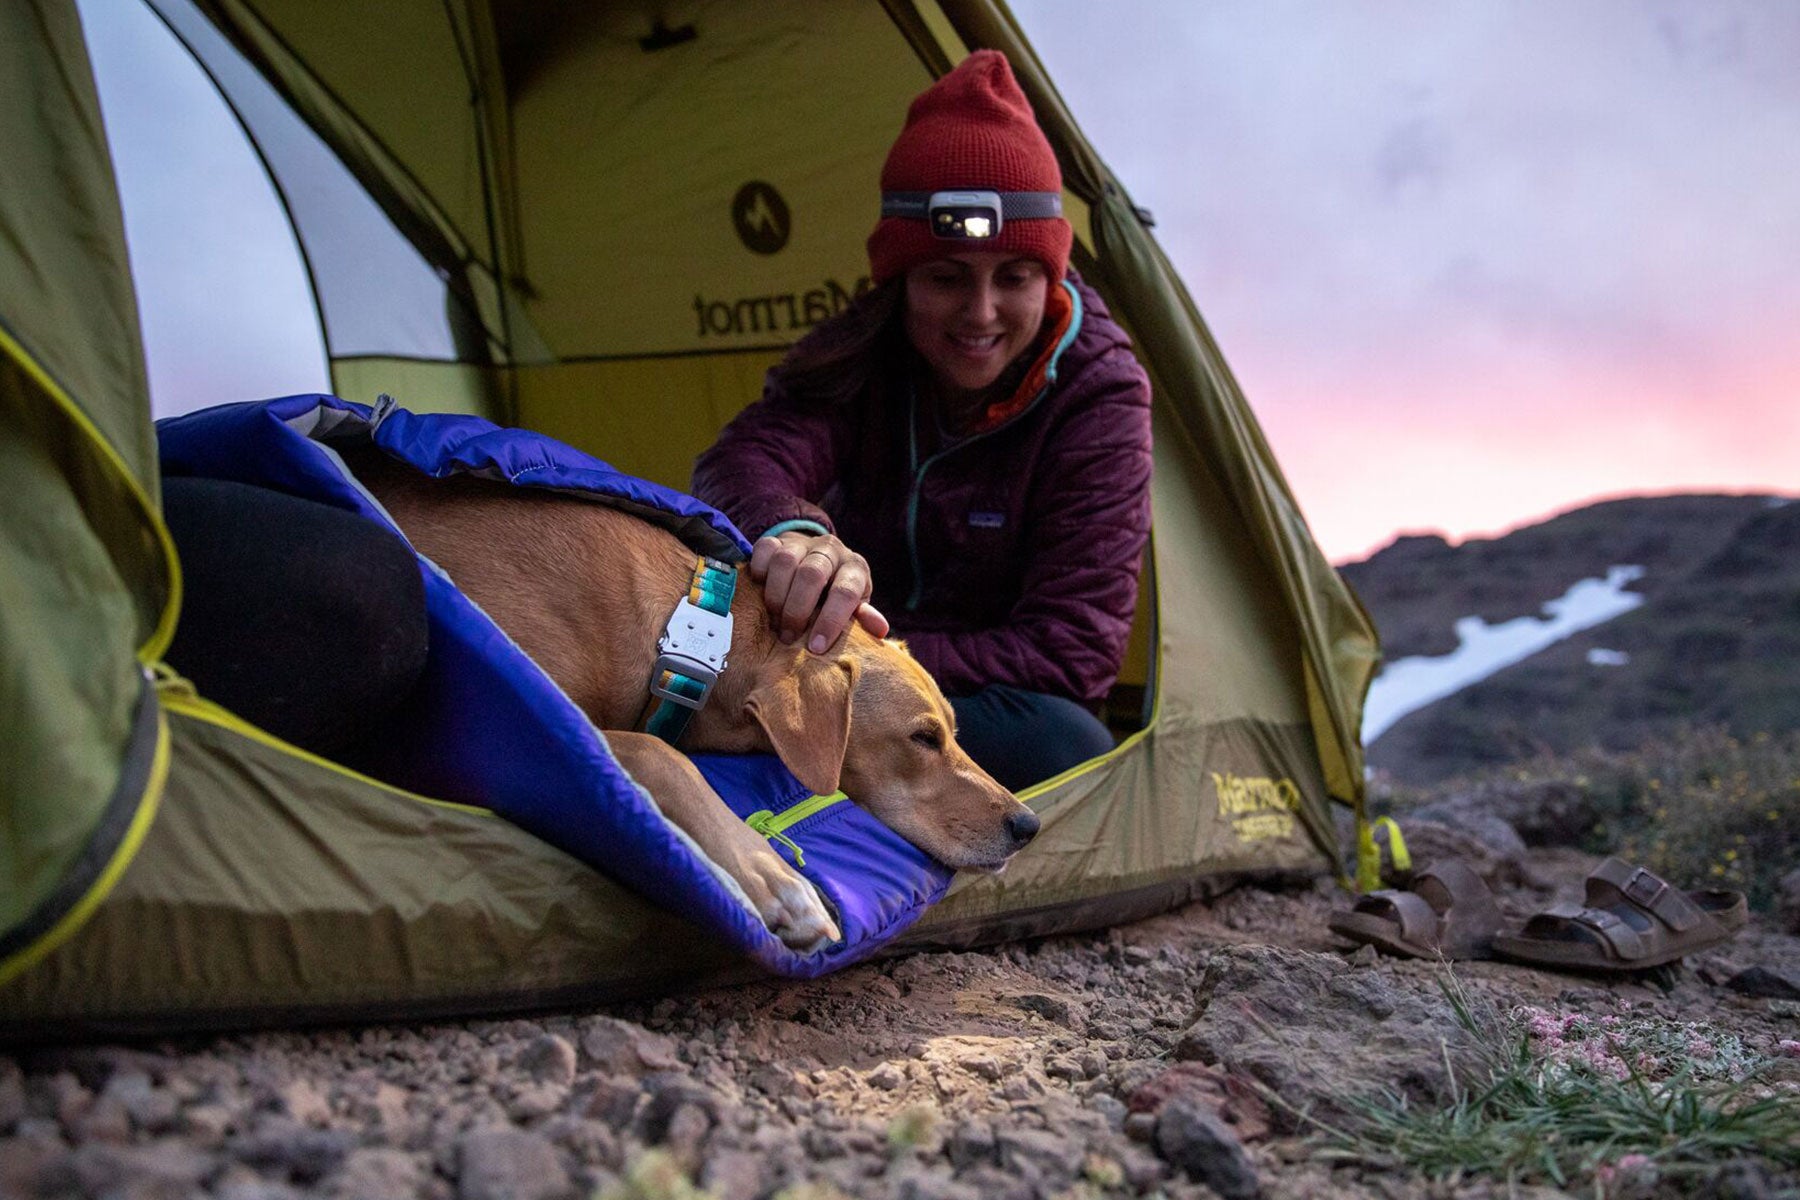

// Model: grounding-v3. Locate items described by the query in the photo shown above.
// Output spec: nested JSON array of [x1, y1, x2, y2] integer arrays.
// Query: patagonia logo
[[968, 511, 1005, 529]]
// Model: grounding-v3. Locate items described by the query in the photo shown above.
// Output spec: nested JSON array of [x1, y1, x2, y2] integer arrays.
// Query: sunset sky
[[82, 0, 1800, 563], [1014, 1, 1800, 559]]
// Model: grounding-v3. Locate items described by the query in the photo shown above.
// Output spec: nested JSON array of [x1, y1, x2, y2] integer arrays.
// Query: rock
[[505, 1083, 567, 1122], [70, 1140, 216, 1200], [662, 1103, 712, 1171], [888, 1162, 979, 1200], [577, 1019, 679, 1076], [515, 1035, 578, 1088], [230, 1117, 356, 1184], [1725, 967, 1800, 1001], [699, 1147, 767, 1200], [579, 1075, 642, 1128], [277, 1077, 332, 1127], [537, 1115, 621, 1171], [1693, 1158, 1776, 1200], [72, 1092, 133, 1142], [0, 1129, 75, 1198], [945, 1119, 996, 1169], [103, 1070, 180, 1135], [995, 1126, 1085, 1183], [343, 1081, 413, 1137], [181, 1102, 237, 1146], [217, 1182, 307, 1200], [45, 1070, 93, 1131], [960, 1055, 1003, 1082], [1377, 816, 1525, 887], [633, 1075, 718, 1145], [457, 1128, 571, 1200], [328, 1147, 425, 1199], [1126, 1061, 1271, 1142], [1173, 944, 1482, 1131], [867, 1062, 905, 1091], [1012, 993, 1076, 1025], [1777, 868, 1800, 935], [1118, 1143, 1170, 1189], [952, 1163, 1038, 1200], [1084, 1093, 1128, 1128], [1154, 1097, 1261, 1199], [1122, 1111, 1157, 1143]]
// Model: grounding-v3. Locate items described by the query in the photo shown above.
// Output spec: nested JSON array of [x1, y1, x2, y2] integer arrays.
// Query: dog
[[341, 445, 1039, 951]]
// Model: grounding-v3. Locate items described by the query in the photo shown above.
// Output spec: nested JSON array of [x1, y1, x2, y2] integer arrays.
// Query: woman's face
[[903, 252, 1049, 395]]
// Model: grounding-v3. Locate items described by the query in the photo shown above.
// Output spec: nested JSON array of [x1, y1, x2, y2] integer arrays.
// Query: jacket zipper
[[900, 281, 1083, 612]]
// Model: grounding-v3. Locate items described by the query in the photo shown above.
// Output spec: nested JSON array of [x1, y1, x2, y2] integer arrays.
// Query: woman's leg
[[947, 684, 1116, 792], [161, 476, 429, 758]]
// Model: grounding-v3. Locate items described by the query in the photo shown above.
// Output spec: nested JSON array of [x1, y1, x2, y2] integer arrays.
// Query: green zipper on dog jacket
[[744, 791, 848, 866]]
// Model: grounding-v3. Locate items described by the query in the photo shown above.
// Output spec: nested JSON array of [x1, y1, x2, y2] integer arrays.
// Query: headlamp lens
[[927, 190, 1003, 240]]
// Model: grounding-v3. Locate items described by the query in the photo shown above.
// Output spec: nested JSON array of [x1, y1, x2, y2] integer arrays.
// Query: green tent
[[0, 0, 1379, 1036]]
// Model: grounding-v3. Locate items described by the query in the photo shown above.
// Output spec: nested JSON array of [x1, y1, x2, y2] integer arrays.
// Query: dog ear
[[744, 653, 860, 797]]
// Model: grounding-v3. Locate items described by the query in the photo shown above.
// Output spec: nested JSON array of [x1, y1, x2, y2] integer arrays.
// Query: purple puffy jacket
[[692, 275, 1152, 704]]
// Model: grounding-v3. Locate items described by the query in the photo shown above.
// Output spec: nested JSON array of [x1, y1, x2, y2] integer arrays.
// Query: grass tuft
[[1314, 971, 1800, 1193]]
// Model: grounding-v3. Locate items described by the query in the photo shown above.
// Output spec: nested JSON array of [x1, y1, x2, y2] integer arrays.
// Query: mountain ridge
[[1341, 492, 1800, 783]]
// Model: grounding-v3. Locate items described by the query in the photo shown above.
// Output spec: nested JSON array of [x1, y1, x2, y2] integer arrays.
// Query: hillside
[[1343, 493, 1800, 783]]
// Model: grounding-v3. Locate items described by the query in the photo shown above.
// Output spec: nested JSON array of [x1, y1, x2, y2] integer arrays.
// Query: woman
[[693, 51, 1153, 791]]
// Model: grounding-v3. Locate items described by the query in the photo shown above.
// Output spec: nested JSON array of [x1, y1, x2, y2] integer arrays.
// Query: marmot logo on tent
[[1210, 772, 1301, 843], [692, 276, 872, 338], [732, 181, 791, 255]]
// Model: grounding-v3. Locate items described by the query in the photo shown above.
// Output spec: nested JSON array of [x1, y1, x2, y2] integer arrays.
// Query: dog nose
[[1005, 808, 1040, 848]]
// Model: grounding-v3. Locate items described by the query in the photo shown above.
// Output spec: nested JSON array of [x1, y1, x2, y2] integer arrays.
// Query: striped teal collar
[[641, 556, 737, 745]]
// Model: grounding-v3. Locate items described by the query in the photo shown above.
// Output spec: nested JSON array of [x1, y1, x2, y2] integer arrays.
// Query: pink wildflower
[[1778, 1040, 1800, 1058]]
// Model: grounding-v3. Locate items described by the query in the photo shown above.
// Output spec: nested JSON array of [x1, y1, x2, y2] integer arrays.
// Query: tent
[[0, 0, 1380, 1036]]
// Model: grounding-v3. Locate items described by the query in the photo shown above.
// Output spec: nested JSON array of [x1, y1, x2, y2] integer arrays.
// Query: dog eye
[[911, 728, 943, 752]]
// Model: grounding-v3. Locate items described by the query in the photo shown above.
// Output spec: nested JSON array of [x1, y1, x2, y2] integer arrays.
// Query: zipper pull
[[744, 809, 806, 867]]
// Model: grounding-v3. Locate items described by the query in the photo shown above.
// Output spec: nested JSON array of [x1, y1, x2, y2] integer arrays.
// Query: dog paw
[[748, 851, 841, 953]]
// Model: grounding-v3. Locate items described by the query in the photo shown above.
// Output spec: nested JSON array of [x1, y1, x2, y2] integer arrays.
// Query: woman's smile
[[905, 253, 1049, 397]]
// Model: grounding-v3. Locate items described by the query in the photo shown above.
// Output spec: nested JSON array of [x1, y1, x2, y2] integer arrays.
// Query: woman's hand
[[750, 531, 890, 653]]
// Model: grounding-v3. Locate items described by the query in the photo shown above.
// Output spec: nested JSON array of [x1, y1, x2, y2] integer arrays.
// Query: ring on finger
[[801, 549, 834, 566]]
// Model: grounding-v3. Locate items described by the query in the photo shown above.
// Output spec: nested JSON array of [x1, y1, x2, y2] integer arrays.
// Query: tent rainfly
[[0, 0, 1380, 1037]]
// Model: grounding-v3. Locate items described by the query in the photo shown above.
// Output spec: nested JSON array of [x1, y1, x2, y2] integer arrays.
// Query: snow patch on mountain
[[1363, 566, 1646, 744]]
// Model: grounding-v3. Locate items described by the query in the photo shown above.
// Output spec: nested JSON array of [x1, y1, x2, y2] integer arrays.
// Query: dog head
[[742, 628, 1039, 870]]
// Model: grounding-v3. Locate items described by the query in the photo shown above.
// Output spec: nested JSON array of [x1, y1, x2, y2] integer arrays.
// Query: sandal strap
[[1588, 858, 1703, 933], [1360, 889, 1440, 942], [1541, 900, 1646, 961]]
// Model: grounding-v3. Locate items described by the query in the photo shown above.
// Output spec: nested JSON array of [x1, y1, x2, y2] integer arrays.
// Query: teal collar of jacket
[[641, 556, 737, 745]]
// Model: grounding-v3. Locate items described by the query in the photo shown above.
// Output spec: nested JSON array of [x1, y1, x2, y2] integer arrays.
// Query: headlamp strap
[[880, 191, 1064, 221], [641, 556, 737, 746]]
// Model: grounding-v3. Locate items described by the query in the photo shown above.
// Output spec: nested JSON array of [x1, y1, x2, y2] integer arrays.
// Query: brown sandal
[[1329, 859, 1502, 960], [1492, 858, 1747, 972]]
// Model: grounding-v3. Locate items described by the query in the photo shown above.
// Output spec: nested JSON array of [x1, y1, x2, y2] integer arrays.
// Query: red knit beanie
[[867, 50, 1071, 286]]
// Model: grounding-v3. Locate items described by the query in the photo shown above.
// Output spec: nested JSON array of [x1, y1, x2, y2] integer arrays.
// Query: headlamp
[[928, 190, 1003, 240], [880, 189, 1064, 241]]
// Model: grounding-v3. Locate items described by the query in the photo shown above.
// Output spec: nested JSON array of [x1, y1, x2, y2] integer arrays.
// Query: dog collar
[[642, 556, 736, 746]]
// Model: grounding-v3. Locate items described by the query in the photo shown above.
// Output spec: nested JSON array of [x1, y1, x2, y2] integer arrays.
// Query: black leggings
[[160, 477, 429, 758], [947, 684, 1116, 792]]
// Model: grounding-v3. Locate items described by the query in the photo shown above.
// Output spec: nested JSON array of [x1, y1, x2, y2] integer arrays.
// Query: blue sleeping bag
[[156, 395, 953, 976]]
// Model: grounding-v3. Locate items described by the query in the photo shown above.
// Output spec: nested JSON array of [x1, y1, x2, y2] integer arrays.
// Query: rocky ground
[[4, 804, 1799, 1200]]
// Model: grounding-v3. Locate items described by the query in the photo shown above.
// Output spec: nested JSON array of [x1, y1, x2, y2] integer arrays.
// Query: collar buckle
[[643, 557, 737, 743]]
